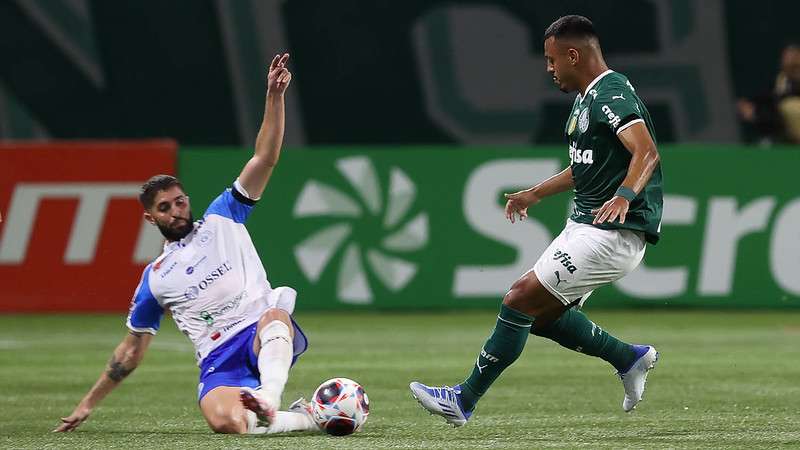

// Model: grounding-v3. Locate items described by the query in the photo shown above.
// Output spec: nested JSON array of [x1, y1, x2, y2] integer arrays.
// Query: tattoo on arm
[[106, 355, 135, 382]]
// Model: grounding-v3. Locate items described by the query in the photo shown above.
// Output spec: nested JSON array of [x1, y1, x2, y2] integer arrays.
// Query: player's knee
[[259, 308, 291, 329], [502, 274, 562, 318], [502, 277, 535, 310], [207, 415, 246, 434]]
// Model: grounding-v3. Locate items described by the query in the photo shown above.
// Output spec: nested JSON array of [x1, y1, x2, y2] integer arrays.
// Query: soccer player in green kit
[[410, 15, 663, 426]]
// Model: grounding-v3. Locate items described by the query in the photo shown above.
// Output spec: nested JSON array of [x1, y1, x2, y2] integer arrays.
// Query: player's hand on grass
[[267, 53, 292, 96], [53, 405, 92, 432], [504, 189, 541, 223], [592, 196, 629, 224]]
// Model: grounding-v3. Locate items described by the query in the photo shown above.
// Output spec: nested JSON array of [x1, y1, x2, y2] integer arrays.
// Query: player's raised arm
[[592, 121, 660, 224], [54, 332, 153, 432], [238, 53, 292, 200], [504, 166, 574, 223]]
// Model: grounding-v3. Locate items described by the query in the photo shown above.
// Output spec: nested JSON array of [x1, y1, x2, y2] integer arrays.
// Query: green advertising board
[[180, 146, 799, 310]]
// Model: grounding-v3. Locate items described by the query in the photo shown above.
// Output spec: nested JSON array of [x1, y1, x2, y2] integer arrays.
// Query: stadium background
[[1, 0, 797, 311], [0, 2, 798, 448]]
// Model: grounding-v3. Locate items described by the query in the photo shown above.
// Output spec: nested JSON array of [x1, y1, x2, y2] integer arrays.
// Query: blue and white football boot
[[409, 382, 472, 427], [618, 345, 659, 412]]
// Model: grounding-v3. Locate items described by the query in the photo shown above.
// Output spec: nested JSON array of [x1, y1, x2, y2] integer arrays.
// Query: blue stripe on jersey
[[127, 265, 164, 333], [203, 186, 254, 224]]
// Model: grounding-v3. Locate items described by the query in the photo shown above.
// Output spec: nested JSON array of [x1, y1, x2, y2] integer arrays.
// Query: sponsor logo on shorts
[[553, 249, 578, 274], [555, 270, 568, 286]]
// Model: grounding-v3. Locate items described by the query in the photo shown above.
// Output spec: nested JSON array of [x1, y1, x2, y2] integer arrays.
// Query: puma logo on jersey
[[601, 104, 621, 128], [612, 93, 625, 100], [569, 143, 594, 164]]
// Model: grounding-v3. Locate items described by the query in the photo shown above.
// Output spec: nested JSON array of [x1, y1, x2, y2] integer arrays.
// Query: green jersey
[[564, 70, 663, 244]]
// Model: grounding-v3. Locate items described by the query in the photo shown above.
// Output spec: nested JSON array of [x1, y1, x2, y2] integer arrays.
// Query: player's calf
[[255, 315, 293, 409]]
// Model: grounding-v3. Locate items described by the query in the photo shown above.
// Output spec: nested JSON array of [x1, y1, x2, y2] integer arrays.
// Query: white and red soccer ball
[[311, 377, 369, 436]]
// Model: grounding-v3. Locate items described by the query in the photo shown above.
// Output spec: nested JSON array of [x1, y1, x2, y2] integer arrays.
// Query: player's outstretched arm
[[54, 332, 153, 432], [504, 166, 574, 223], [238, 53, 292, 200], [592, 122, 660, 224]]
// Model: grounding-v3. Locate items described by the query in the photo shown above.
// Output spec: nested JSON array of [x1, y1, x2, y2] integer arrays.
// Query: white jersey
[[127, 181, 273, 363]]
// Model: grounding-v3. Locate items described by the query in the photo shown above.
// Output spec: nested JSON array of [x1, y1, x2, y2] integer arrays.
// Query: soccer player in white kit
[[55, 54, 318, 435]]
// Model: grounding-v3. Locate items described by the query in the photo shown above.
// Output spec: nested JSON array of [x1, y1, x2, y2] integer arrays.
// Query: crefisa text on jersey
[[569, 142, 594, 164]]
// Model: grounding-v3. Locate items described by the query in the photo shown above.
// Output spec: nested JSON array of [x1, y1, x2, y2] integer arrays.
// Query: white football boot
[[288, 396, 320, 430], [618, 345, 659, 412]]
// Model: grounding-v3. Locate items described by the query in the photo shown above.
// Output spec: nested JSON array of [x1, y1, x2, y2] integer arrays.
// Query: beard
[[157, 213, 195, 241]]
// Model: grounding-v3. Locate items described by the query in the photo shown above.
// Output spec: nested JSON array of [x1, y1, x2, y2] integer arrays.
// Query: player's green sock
[[461, 304, 534, 412], [532, 308, 636, 372]]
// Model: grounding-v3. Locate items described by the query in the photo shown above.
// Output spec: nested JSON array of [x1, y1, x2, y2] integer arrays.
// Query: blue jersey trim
[[203, 186, 255, 224], [127, 264, 164, 334]]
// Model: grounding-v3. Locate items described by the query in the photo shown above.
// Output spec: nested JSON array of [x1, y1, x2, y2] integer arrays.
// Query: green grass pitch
[[1, 310, 798, 449]]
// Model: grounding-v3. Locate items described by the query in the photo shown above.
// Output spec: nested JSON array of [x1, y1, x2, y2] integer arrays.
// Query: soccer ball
[[310, 377, 369, 436]]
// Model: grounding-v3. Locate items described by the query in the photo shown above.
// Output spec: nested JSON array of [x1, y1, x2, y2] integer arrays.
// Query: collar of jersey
[[164, 240, 185, 251], [582, 69, 615, 98]]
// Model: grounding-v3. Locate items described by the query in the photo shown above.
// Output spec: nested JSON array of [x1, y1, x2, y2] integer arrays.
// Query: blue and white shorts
[[197, 317, 308, 401]]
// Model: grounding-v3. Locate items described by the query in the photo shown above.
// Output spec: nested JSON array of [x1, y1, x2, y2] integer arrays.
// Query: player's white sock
[[257, 319, 293, 409], [245, 410, 268, 434], [245, 410, 316, 434]]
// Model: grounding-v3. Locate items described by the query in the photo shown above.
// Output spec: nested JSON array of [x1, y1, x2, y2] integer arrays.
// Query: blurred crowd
[[737, 44, 800, 146]]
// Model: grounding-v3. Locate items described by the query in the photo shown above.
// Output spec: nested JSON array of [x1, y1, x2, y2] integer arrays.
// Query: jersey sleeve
[[203, 179, 257, 224], [126, 265, 164, 335], [596, 83, 644, 135]]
